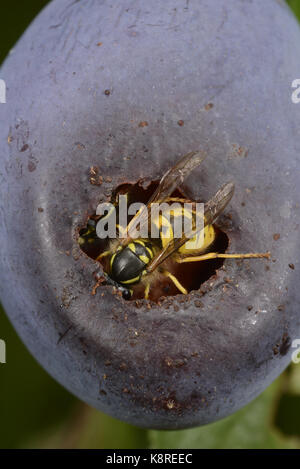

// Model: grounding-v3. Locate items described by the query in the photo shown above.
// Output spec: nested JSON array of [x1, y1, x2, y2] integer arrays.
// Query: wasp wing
[[146, 182, 235, 273], [120, 150, 207, 245]]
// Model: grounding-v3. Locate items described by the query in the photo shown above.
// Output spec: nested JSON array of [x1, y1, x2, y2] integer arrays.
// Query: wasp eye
[[122, 289, 132, 300]]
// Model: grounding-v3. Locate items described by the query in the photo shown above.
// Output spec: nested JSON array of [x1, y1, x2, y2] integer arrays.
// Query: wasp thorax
[[110, 242, 152, 285]]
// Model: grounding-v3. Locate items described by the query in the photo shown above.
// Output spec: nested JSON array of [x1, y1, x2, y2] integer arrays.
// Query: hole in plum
[[78, 180, 229, 302]]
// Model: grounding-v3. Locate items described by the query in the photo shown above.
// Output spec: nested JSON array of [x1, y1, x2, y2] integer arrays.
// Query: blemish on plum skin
[[57, 325, 72, 345], [204, 102, 214, 110], [230, 144, 249, 159], [89, 165, 103, 185], [74, 141, 85, 150], [273, 333, 291, 357], [164, 357, 186, 368], [20, 144, 29, 152], [128, 30, 138, 37], [194, 300, 204, 308], [279, 334, 291, 356], [28, 161, 36, 172], [166, 399, 176, 410], [138, 121, 148, 128]]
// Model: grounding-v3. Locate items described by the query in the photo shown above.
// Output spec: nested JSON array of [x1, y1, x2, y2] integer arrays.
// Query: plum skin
[[0, 0, 300, 430]]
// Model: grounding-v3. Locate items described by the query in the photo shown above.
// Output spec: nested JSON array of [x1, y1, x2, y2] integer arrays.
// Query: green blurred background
[[0, 0, 300, 449]]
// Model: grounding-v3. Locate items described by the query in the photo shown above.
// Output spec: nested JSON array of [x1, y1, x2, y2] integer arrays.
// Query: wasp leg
[[163, 270, 188, 295], [92, 280, 101, 296], [96, 250, 112, 261], [144, 282, 151, 300], [91, 275, 106, 295], [177, 251, 271, 263]]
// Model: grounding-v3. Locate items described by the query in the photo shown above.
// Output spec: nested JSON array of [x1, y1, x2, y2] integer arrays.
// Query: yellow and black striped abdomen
[[152, 198, 216, 256]]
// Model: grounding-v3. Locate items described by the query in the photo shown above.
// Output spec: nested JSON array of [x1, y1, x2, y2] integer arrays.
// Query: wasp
[[85, 151, 270, 300]]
